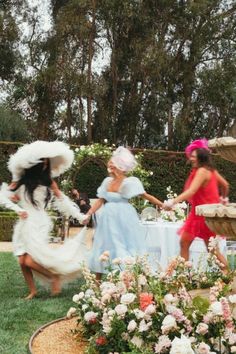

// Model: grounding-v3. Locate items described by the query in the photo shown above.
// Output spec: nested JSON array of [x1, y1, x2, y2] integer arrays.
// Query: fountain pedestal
[[196, 137, 236, 240]]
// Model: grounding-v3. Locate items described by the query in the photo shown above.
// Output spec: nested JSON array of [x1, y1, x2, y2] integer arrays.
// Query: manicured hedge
[[74, 150, 236, 201], [0, 212, 18, 241], [0, 142, 235, 202]]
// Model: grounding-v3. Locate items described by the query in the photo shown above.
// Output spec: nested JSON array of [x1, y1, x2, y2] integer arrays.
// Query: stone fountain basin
[[196, 203, 236, 239]]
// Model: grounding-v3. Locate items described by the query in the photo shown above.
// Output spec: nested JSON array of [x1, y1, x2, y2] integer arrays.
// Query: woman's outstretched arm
[[140, 192, 163, 208]]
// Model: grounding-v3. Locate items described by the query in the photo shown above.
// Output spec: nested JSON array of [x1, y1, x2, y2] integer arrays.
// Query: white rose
[[161, 315, 177, 334], [91, 297, 101, 307], [127, 319, 137, 332], [112, 257, 122, 265], [231, 346, 236, 353], [138, 274, 147, 286], [66, 307, 77, 318], [170, 335, 194, 354], [84, 311, 98, 322], [164, 293, 176, 303], [138, 319, 152, 332], [72, 292, 84, 303], [196, 342, 211, 354], [82, 304, 89, 311], [115, 304, 128, 316], [101, 293, 111, 303], [145, 304, 156, 315], [85, 289, 95, 298], [120, 293, 136, 305], [100, 282, 117, 296], [210, 301, 223, 316], [196, 323, 209, 335], [108, 309, 116, 317], [229, 295, 236, 304], [229, 333, 236, 345], [130, 336, 143, 348], [133, 308, 145, 319]]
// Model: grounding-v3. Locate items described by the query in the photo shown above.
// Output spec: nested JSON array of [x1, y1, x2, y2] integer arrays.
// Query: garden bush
[[0, 212, 17, 241]]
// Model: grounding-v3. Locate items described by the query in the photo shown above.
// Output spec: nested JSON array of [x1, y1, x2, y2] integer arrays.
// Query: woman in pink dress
[[164, 139, 229, 269]]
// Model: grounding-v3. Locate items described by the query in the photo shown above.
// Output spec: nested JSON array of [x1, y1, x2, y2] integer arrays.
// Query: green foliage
[[3, 0, 236, 145], [74, 160, 107, 197], [63, 144, 152, 197], [192, 296, 210, 315], [0, 142, 236, 203], [0, 106, 30, 142], [0, 142, 21, 183], [0, 212, 17, 241], [0, 3, 20, 80]]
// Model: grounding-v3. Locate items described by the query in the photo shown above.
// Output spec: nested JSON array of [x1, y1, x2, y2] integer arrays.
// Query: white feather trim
[[53, 193, 89, 224], [8, 141, 74, 181], [0, 183, 25, 213]]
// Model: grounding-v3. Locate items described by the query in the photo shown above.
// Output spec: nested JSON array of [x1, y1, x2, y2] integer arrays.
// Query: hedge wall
[[0, 212, 18, 241], [0, 142, 235, 202], [74, 150, 236, 201]]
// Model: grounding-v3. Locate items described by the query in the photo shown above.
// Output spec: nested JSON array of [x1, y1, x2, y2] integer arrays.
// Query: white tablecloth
[[139, 221, 227, 271]]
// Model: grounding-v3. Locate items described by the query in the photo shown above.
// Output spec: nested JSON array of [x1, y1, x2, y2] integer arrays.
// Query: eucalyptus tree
[[95, 0, 236, 149]]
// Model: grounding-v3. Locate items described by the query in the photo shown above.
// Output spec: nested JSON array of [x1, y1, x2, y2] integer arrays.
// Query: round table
[[139, 220, 226, 271]]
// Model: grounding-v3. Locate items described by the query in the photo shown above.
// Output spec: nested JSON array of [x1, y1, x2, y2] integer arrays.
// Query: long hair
[[195, 148, 215, 170], [11, 159, 52, 207]]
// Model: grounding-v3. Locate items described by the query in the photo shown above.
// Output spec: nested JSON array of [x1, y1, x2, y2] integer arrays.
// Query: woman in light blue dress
[[85, 147, 163, 279]]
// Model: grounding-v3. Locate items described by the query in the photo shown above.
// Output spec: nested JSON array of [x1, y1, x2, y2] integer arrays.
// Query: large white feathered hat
[[8, 141, 74, 181]]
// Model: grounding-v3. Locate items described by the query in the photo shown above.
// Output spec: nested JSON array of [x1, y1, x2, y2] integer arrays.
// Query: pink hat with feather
[[185, 138, 210, 158]]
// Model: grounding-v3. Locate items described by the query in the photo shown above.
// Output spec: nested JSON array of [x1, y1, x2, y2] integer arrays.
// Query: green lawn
[[0, 252, 83, 354]]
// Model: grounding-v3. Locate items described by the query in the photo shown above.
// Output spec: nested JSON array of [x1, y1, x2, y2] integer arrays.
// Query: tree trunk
[[167, 106, 174, 150], [87, 0, 96, 144]]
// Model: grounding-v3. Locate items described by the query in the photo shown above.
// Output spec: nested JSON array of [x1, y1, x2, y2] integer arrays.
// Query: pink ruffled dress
[[178, 168, 220, 241]]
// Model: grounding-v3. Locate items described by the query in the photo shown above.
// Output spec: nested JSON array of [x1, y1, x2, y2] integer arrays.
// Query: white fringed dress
[[0, 185, 88, 281]]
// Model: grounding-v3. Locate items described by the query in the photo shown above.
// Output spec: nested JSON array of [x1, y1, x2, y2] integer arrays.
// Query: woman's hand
[[220, 196, 229, 205], [10, 194, 20, 202], [9, 181, 17, 190], [18, 211, 28, 219], [82, 214, 91, 225], [163, 199, 175, 211]]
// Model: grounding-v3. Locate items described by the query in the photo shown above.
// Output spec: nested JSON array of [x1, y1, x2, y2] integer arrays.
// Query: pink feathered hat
[[185, 138, 210, 158]]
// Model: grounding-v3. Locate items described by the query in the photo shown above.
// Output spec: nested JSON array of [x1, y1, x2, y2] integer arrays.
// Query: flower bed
[[68, 245, 236, 354]]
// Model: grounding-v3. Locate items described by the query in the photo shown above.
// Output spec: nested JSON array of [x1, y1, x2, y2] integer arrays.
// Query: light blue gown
[[89, 176, 147, 273]]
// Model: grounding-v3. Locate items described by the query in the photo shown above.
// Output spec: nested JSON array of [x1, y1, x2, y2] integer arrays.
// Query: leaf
[[192, 296, 210, 314]]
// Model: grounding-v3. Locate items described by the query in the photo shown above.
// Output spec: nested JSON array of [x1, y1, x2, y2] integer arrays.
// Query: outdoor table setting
[[139, 212, 227, 271]]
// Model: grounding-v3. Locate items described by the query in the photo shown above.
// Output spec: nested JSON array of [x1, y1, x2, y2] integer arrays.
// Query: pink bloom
[[221, 297, 234, 329], [139, 292, 154, 311], [95, 336, 107, 346]]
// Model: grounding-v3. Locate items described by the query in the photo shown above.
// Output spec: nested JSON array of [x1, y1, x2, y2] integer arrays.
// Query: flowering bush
[[68, 248, 235, 354], [60, 143, 153, 195], [160, 186, 188, 222]]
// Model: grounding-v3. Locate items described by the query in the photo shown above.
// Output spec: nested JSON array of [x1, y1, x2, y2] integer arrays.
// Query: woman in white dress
[[0, 141, 88, 299]]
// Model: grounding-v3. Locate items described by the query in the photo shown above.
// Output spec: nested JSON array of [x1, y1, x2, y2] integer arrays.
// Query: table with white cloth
[[139, 220, 227, 271]]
